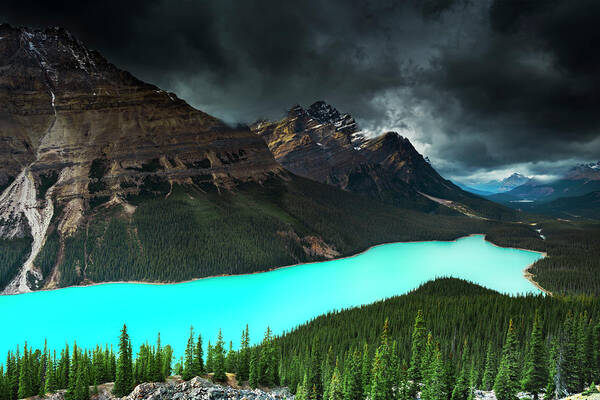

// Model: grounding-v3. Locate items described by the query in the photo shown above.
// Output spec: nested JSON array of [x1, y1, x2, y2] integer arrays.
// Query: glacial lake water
[[0, 235, 543, 358]]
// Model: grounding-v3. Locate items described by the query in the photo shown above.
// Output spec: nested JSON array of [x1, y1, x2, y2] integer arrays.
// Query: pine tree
[[182, 326, 195, 380], [206, 341, 214, 373], [451, 340, 470, 400], [328, 359, 343, 400], [152, 333, 164, 382], [522, 311, 549, 400], [369, 320, 394, 400], [593, 322, 600, 383], [73, 364, 90, 400], [408, 310, 427, 395], [467, 360, 478, 400], [113, 325, 134, 397], [421, 344, 446, 400], [193, 332, 204, 376], [225, 341, 236, 374], [296, 373, 309, 400], [360, 343, 370, 398], [162, 345, 173, 379], [236, 325, 251, 383], [308, 337, 323, 399], [481, 342, 497, 390], [213, 329, 227, 382], [17, 343, 33, 399], [342, 349, 362, 400], [45, 353, 57, 394], [544, 337, 562, 400], [249, 348, 259, 389], [494, 320, 520, 400], [259, 327, 278, 387], [560, 312, 579, 394], [396, 361, 411, 400]]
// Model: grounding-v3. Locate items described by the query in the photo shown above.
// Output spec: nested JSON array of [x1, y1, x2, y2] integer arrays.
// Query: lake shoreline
[[8, 233, 549, 296]]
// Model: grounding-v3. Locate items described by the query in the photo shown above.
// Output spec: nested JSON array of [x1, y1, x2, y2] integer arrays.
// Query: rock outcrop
[[44, 377, 293, 400], [0, 24, 282, 293]]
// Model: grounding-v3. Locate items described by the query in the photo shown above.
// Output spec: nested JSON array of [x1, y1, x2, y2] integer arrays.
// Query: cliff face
[[0, 24, 281, 293], [252, 102, 461, 210]]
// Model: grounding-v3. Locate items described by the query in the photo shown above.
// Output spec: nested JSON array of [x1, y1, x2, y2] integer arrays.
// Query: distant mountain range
[[488, 162, 600, 204], [457, 172, 530, 195], [483, 162, 600, 220]]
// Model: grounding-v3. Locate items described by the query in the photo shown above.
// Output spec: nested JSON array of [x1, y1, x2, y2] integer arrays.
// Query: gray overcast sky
[[2, 0, 599, 182]]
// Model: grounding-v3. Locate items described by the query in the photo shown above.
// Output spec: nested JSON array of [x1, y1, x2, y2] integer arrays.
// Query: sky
[[1, 0, 599, 183]]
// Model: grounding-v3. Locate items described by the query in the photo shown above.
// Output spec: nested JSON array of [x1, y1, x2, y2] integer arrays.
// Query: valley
[[0, 234, 542, 362]]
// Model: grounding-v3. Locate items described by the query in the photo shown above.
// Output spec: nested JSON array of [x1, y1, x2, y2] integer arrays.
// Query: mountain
[[499, 172, 530, 191], [0, 24, 285, 293], [458, 172, 530, 194], [252, 101, 517, 220], [488, 162, 600, 204], [454, 183, 494, 196], [0, 25, 500, 295], [521, 191, 600, 220]]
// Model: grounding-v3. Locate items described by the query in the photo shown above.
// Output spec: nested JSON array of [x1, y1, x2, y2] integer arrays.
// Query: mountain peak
[[306, 101, 341, 124]]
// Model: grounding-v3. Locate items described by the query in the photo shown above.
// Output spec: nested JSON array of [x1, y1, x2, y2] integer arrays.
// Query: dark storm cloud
[[1, 0, 599, 179]]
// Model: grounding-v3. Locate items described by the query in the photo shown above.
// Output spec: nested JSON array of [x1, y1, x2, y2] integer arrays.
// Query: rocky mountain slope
[[0, 24, 279, 294], [0, 25, 508, 295], [252, 102, 517, 219]]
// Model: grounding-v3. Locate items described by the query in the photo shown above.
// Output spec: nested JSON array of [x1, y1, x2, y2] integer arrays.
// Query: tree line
[[1, 310, 598, 400]]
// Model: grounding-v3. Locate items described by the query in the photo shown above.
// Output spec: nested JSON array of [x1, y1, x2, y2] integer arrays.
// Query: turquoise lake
[[0, 234, 543, 358]]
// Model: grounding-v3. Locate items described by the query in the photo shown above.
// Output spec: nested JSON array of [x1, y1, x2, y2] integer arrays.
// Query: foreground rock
[[43, 377, 294, 400]]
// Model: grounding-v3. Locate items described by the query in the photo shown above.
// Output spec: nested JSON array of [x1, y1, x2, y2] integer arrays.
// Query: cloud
[[1, 0, 598, 180]]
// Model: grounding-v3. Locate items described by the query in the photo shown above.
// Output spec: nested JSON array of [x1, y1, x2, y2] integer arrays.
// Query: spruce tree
[[593, 322, 600, 383], [544, 337, 562, 400], [45, 354, 57, 394], [182, 326, 195, 380], [481, 343, 497, 390], [296, 373, 309, 400], [236, 325, 251, 383], [451, 340, 470, 400], [396, 361, 411, 400], [17, 343, 33, 399], [560, 312, 579, 394], [342, 349, 362, 400], [361, 343, 371, 398], [408, 310, 427, 395], [162, 345, 173, 379], [494, 320, 520, 400], [522, 311, 549, 400], [213, 329, 227, 382], [249, 348, 259, 389], [193, 332, 204, 376], [206, 341, 214, 373], [308, 337, 323, 399], [328, 359, 343, 400], [225, 341, 236, 374], [73, 364, 90, 400], [113, 325, 134, 397], [369, 319, 394, 400], [421, 344, 446, 400]]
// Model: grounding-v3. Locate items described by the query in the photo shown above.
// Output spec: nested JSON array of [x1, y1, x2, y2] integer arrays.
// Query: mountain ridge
[[252, 101, 518, 220]]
